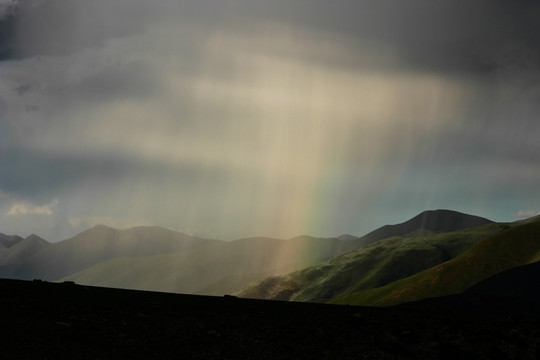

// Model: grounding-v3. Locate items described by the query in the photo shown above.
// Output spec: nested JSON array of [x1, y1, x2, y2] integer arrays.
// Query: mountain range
[[0, 225, 360, 295], [1, 209, 539, 306]]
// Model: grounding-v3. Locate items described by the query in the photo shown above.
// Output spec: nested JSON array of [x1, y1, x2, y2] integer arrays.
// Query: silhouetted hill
[[0, 225, 220, 280], [2, 278, 539, 359]]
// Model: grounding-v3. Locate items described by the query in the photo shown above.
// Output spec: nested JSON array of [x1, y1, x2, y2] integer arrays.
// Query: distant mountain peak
[[354, 209, 493, 247], [404, 209, 493, 233], [337, 234, 359, 241], [23, 234, 50, 245], [89, 224, 116, 231], [74, 224, 119, 237]]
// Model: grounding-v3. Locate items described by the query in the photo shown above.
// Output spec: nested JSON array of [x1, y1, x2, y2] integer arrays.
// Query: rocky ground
[[1, 278, 539, 359]]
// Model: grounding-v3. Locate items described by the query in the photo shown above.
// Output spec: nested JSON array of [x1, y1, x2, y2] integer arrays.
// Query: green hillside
[[331, 218, 540, 306], [238, 222, 504, 301]]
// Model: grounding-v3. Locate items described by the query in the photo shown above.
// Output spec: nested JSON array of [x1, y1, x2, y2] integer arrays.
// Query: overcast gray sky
[[1, 0, 539, 241]]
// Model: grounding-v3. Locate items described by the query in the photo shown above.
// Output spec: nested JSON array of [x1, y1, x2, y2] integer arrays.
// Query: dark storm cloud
[[13, 83, 30, 95], [185, 0, 540, 74], [66, 61, 165, 102], [0, 143, 224, 204], [1, 0, 539, 240], [0, 0, 156, 60], [2, 0, 539, 74], [0, 0, 17, 60]]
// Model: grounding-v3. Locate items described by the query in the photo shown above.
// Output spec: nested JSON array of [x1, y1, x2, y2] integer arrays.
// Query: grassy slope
[[332, 219, 540, 306], [238, 223, 504, 301], [62, 236, 355, 295]]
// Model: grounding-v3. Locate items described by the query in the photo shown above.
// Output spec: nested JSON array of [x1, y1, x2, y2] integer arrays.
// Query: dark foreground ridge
[[2, 278, 539, 359]]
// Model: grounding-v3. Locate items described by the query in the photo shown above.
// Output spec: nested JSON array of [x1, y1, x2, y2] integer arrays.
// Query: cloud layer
[[1, 0, 539, 240], [515, 210, 540, 219], [6, 198, 58, 216]]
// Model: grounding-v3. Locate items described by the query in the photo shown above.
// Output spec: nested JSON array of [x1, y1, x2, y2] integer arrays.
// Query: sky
[[0, 0, 539, 241]]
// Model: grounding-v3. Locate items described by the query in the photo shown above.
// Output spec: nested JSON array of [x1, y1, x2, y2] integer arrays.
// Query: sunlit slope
[[62, 236, 355, 295], [0, 225, 221, 280], [238, 222, 504, 301], [332, 218, 540, 306]]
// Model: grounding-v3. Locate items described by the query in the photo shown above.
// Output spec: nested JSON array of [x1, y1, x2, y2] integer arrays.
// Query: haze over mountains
[[0, 223, 361, 295], [0, 233, 49, 266], [1, 226, 224, 281], [1, 209, 539, 306], [61, 234, 362, 295]]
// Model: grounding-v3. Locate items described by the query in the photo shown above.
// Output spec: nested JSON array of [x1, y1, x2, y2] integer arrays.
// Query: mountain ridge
[[352, 209, 493, 247]]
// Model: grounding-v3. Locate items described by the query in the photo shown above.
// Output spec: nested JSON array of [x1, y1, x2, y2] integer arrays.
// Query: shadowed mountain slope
[[0, 225, 221, 281], [465, 260, 540, 304], [0, 233, 24, 248], [62, 235, 357, 295], [238, 216, 501, 302], [331, 217, 540, 306]]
